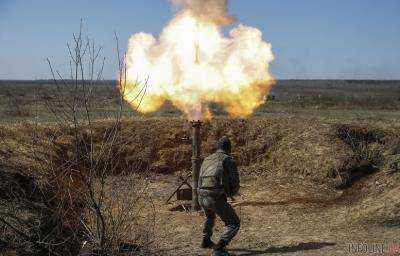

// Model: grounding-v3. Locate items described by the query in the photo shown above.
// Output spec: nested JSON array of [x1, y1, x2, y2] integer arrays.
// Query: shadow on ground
[[233, 196, 345, 208], [229, 242, 336, 255]]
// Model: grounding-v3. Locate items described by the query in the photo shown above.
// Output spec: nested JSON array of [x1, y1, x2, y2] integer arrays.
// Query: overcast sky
[[1, 0, 399, 80]]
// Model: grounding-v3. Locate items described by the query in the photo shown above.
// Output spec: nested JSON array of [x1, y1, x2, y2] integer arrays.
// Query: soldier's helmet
[[217, 136, 232, 154]]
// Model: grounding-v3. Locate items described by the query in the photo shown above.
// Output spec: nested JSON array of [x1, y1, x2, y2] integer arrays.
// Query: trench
[[332, 124, 384, 189]]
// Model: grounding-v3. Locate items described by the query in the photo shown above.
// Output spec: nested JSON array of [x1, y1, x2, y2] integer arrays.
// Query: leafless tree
[[0, 22, 155, 256]]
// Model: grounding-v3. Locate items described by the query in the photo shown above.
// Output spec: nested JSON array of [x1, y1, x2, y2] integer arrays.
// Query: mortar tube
[[191, 120, 202, 211]]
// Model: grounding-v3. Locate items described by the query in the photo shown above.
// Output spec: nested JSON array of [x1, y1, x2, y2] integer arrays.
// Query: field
[[0, 80, 400, 255], [1, 79, 400, 123]]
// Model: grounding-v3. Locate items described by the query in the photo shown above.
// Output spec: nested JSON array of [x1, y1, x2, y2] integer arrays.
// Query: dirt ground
[[1, 113, 400, 255], [145, 172, 399, 256]]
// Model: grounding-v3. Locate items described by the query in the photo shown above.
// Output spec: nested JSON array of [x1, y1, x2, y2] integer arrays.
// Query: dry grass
[[1, 115, 399, 255], [2, 115, 399, 186]]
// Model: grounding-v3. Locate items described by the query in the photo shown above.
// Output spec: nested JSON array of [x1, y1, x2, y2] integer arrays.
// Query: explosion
[[120, 0, 274, 120]]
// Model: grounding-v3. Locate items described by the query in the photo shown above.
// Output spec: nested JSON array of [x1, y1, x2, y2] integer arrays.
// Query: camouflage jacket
[[198, 149, 240, 197]]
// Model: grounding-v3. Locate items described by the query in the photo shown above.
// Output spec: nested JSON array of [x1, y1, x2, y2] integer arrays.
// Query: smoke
[[171, 0, 236, 25]]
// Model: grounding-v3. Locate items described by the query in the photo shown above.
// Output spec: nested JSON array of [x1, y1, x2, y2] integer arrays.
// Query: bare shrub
[[4, 89, 30, 117], [0, 23, 154, 256]]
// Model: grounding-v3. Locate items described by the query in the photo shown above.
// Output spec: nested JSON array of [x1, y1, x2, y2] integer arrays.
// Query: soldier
[[197, 136, 240, 256]]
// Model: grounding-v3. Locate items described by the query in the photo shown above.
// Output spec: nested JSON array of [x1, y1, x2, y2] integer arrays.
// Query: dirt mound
[[1, 117, 399, 182], [1, 117, 400, 209]]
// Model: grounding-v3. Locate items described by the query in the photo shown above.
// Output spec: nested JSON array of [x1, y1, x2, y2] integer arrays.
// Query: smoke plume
[[171, 0, 236, 25]]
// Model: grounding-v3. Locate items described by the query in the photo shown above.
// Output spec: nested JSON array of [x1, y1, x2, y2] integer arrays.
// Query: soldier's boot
[[201, 237, 215, 249], [211, 248, 230, 256], [212, 240, 230, 256]]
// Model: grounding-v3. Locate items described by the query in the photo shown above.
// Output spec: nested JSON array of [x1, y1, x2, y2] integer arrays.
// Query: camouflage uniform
[[198, 148, 240, 246]]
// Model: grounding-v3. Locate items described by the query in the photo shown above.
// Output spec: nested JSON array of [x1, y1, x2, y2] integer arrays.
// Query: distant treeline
[[0, 79, 117, 86], [0, 79, 399, 85]]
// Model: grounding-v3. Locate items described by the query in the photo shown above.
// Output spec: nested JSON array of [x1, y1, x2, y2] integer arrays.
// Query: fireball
[[120, 0, 274, 120]]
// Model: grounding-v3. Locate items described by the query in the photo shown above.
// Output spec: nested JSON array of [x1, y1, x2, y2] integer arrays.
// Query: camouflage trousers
[[198, 194, 240, 245]]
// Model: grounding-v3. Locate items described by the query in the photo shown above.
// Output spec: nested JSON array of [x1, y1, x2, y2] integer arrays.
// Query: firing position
[[198, 136, 240, 256]]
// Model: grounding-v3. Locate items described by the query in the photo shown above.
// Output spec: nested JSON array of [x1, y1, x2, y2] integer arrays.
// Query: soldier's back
[[200, 151, 227, 177]]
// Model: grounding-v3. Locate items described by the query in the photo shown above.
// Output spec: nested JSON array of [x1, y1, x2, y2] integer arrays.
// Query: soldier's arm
[[222, 166, 231, 197], [223, 156, 240, 196]]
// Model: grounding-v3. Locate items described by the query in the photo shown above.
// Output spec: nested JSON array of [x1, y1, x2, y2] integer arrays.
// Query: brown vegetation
[[0, 25, 156, 256], [1, 113, 400, 255]]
